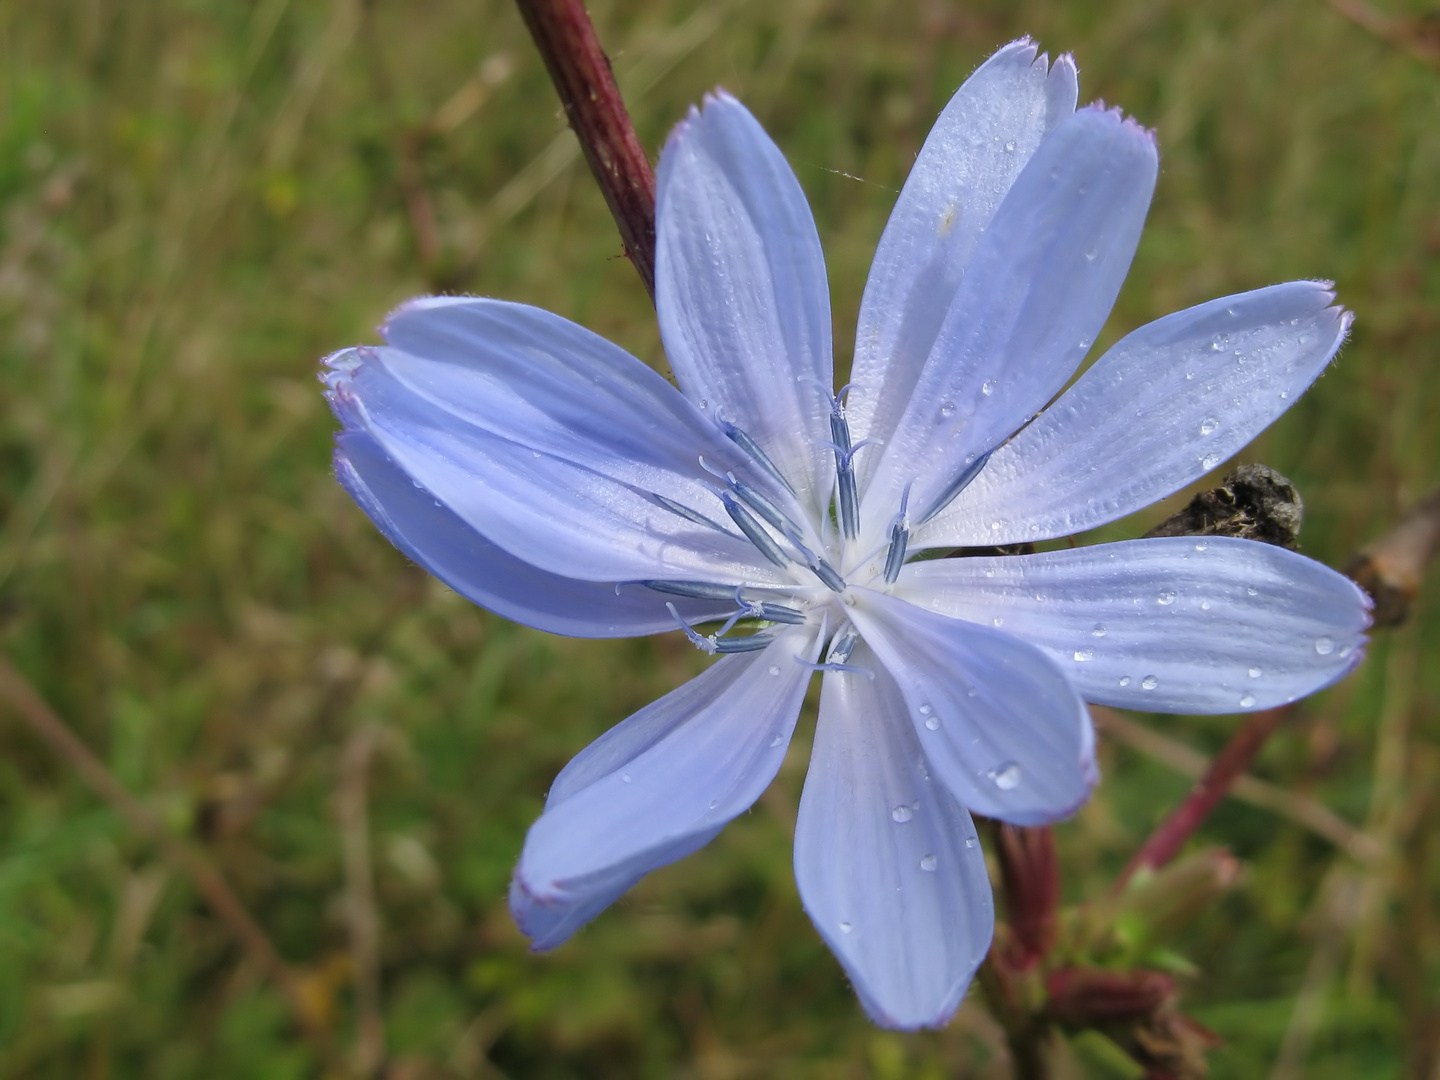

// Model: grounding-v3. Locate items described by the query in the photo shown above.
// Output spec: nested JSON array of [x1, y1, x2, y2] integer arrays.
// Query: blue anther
[[721, 421, 795, 495], [641, 580, 743, 600], [920, 449, 995, 524], [721, 493, 790, 568], [828, 401, 861, 540], [883, 483, 913, 584], [714, 631, 780, 654], [809, 554, 847, 594], [730, 477, 801, 537], [642, 490, 734, 535], [827, 630, 859, 665], [794, 655, 875, 679], [755, 602, 807, 624]]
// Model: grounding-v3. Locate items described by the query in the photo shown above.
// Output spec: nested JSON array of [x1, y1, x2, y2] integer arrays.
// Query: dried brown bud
[[1145, 464, 1303, 547]]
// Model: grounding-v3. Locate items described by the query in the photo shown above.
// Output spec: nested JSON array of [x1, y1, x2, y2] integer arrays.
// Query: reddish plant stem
[[1115, 705, 1291, 890], [0, 655, 331, 1050], [514, 0, 658, 299], [994, 824, 1060, 969]]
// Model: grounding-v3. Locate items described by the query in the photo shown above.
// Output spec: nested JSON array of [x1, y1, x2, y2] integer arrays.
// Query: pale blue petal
[[850, 589, 1096, 826], [511, 625, 822, 950], [656, 91, 834, 522], [859, 105, 1158, 544], [795, 643, 992, 1030], [376, 297, 804, 515], [326, 346, 786, 586], [335, 432, 733, 637], [849, 39, 1076, 473], [920, 283, 1352, 546], [893, 537, 1371, 713]]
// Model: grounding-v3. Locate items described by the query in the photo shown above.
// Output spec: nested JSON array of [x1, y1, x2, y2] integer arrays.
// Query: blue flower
[[322, 39, 1370, 1029]]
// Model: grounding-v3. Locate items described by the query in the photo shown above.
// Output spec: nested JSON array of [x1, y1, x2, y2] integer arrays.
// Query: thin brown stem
[[514, 0, 657, 299], [0, 655, 330, 1049], [1115, 706, 1291, 890], [338, 727, 385, 1077]]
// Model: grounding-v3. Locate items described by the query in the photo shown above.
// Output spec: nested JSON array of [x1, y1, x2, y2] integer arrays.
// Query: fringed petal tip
[[1076, 100, 1158, 145]]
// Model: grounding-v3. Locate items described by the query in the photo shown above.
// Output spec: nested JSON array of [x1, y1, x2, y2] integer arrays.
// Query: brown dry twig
[[1327, 0, 1440, 69], [1344, 488, 1440, 627]]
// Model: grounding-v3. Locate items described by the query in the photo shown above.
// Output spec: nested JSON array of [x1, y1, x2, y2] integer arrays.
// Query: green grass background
[[0, 0, 1437, 1076]]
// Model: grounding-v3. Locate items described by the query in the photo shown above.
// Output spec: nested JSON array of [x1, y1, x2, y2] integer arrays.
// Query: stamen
[[827, 629, 859, 665], [920, 449, 995, 524], [641, 490, 734, 535], [721, 421, 795, 495], [640, 580, 742, 600], [775, 521, 847, 594], [829, 401, 860, 540], [667, 602, 780, 654], [794, 656, 875, 679], [754, 602, 808, 625], [721, 493, 791, 568], [883, 482, 913, 584], [729, 476, 803, 538]]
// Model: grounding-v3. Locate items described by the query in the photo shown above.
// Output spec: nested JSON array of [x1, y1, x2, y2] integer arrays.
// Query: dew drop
[[1339, 644, 1354, 658], [992, 762, 1022, 790], [1004, 140, 1017, 152], [1239, 693, 1257, 708], [1073, 648, 1095, 662], [1248, 666, 1262, 678], [699, 398, 708, 411], [1200, 452, 1222, 470], [621, 773, 632, 783], [1279, 390, 1289, 400], [839, 921, 853, 934], [990, 520, 1002, 531], [984, 568, 995, 578], [966, 686, 978, 698], [1209, 339, 1223, 352], [1200, 600, 1211, 610], [1247, 586, 1259, 596], [924, 716, 941, 731], [1119, 676, 1132, 687], [1091, 624, 1108, 637], [981, 379, 997, 396], [769, 735, 785, 748], [1157, 590, 1177, 606], [892, 805, 914, 823], [918, 703, 933, 715], [919, 854, 938, 872], [1194, 540, 1209, 552], [940, 400, 956, 418], [1315, 636, 1335, 656], [1185, 371, 1195, 380], [964, 836, 978, 849], [1083, 247, 1097, 262], [1141, 675, 1159, 690], [992, 617, 1004, 628], [1199, 417, 1220, 436], [767, 665, 781, 676]]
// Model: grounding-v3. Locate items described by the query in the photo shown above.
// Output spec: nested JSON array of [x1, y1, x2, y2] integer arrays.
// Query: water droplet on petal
[[939, 400, 956, 417], [992, 762, 1022, 790], [1199, 418, 1220, 436], [1315, 636, 1335, 656], [1084, 247, 1097, 261], [924, 716, 941, 731], [1247, 586, 1259, 596], [1092, 624, 1108, 637], [891, 805, 913, 823], [1119, 676, 1132, 687], [919, 854, 938, 872], [1185, 371, 1195, 380], [769, 735, 785, 748], [1240, 693, 1257, 708], [918, 703, 932, 715], [1200, 452, 1222, 470], [981, 379, 997, 396], [622, 773, 632, 783], [1157, 590, 1177, 605], [1209, 339, 1223, 352], [839, 921, 853, 934], [990, 520, 1002, 531], [1200, 600, 1211, 610], [1004, 140, 1017, 152], [767, 665, 781, 676], [1141, 675, 1159, 690], [1195, 541, 1209, 551], [992, 617, 1004, 628], [1073, 648, 1095, 662], [964, 836, 978, 849]]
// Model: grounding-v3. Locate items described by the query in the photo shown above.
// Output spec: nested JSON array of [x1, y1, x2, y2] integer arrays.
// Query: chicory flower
[[322, 39, 1370, 1029]]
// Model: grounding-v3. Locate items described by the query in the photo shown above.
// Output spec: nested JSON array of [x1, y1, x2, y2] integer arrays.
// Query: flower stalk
[[513, 0, 658, 299]]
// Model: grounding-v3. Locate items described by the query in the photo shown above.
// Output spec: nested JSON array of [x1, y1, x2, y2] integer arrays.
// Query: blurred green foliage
[[0, 0, 1437, 1076]]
